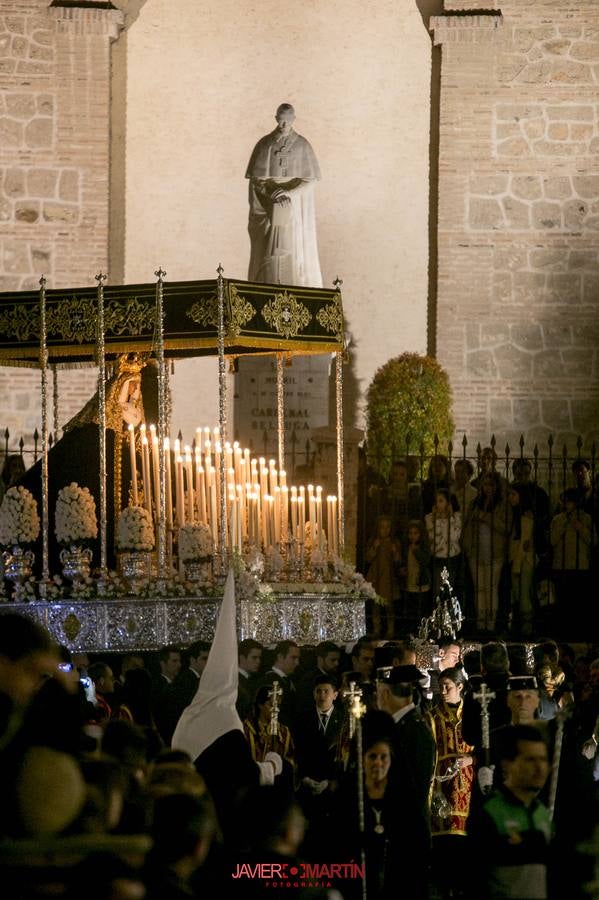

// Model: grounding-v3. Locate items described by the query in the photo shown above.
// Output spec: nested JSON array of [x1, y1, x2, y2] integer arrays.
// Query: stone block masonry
[[431, 0, 599, 451], [0, 0, 123, 446]]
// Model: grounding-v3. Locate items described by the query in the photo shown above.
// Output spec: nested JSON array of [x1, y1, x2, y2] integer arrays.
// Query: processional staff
[[548, 704, 572, 820], [473, 682, 496, 770], [342, 680, 367, 900], [268, 680, 282, 738]]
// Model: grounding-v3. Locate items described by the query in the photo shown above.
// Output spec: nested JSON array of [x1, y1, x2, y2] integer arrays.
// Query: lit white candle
[[261, 495, 269, 548], [290, 495, 297, 539], [297, 495, 305, 543], [185, 447, 194, 523], [233, 442, 242, 485], [281, 485, 289, 543], [237, 496, 243, 550], [209, 476, 217, 545], [128, 424, 139, 506], [316, 496, 323, 550], [198, 465, 207, 524], [260, 467, 268, 502], [141, 431, 152, 516], [269, 460, 278, 494], [273, 486, 281, 544], [280, 469, 287, 489], [237, 484, 246, 540], [266, 495, 275, 548], [175, 455, 185, 526], [230, 495, 237, 552], [308, 486, 316, 544], [331, 496, 338, 556]]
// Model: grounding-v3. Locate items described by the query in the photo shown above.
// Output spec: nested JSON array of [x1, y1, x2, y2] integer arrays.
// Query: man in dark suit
[[294, 673, 345, 855], [376, 664, 436, 900], [260, 640, 301, 729], [161, 640, 210, 744], [236, 638, 263, 721], [295, 640, 341, 713]]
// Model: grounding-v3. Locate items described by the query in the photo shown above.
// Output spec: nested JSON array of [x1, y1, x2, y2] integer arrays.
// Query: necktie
[[320, 712, 328, 733]]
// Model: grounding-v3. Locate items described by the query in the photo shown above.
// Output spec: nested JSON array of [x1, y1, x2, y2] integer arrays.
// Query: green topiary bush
[[366, 353, 454, 481]]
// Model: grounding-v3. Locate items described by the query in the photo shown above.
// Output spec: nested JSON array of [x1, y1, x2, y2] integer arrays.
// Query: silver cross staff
[[342, 680, 365, 741], [342, 679, 368, 900], [268, 680, 282, 737], [473, 682, 496, 763]]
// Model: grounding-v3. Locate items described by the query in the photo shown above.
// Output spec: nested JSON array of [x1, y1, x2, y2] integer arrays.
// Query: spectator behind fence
[[550, 487, 595, 630], [462, 473, 511, 633]]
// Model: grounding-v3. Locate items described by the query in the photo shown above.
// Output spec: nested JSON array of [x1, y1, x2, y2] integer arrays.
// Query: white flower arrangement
[[265, 545, 284, 574], [55, 482, 98, 545], [310, 547, 326, 568], [178, 523, 213, 562], [243, 545, 265, 576], [0, 486, 40, 546], [117, 506, 155, 552], [230, 553, 273, 603]]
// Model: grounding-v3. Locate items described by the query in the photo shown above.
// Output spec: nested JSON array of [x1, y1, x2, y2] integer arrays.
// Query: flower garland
[[117, 506, 155, 552], [55, 482, 98, 545], [0, 486, 40, 546]]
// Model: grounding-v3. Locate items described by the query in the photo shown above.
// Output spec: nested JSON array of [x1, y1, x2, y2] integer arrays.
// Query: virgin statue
[[246, 103, 323, 288], [17, 354, 158, 575]]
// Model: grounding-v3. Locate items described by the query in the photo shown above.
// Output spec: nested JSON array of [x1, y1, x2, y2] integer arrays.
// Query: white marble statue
[[246, 103, 323, 288]]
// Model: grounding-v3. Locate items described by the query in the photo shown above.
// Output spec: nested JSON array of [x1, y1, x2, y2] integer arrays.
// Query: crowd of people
[[1, 613, 598, 900], [363, 451, 598, 639]]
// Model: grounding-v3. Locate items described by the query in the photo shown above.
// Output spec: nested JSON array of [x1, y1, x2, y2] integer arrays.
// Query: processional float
[[0, 269, 366, 649]]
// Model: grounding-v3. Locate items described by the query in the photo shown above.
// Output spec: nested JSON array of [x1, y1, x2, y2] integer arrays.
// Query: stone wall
[[432, 0, 599, 451], [0, 0, 123, 448]]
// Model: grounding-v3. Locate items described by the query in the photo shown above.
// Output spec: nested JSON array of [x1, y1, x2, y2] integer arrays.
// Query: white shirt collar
[[272, 666, 287, 679], [238, 668, 250, 679], [392, 702, 415, 723]]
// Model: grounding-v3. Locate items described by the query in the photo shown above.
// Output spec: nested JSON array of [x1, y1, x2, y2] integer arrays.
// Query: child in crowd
[[400, 519, 431, 632], [365, 515, 402, 638]]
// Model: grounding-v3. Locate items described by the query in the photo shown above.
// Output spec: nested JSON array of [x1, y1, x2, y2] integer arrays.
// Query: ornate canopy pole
[[343, 680, 367, 900], [334, 277, 345, 557], [276, 353, 285, 473], [38, 275, 51, 596], [217, 264, 228, 573], [52, 365, 59, 440], [95, 272, 108, 592], [155, 268, 168, 584]]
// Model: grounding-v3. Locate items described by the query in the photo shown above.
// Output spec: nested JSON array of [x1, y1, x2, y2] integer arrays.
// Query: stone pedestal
[[233, 355, 330, 481]]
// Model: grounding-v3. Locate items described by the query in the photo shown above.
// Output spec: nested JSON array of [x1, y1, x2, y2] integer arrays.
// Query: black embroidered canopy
[[0, 278, 345, 366]]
